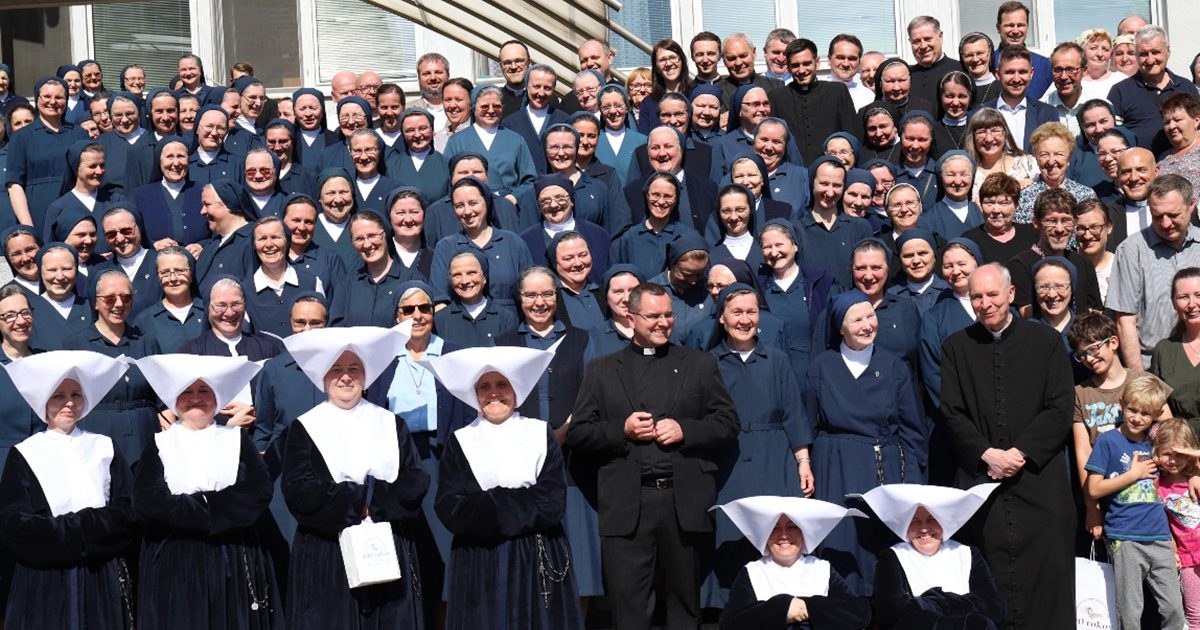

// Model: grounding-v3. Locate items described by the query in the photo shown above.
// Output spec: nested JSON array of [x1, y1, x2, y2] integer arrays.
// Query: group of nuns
[[0, 55, 1020, 629], [0, 331, 1007, 630]]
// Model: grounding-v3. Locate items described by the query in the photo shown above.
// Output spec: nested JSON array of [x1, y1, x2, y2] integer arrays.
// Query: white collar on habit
[[15, 428, 113, 517], [745, 555, 830, 601], [298, 400, 400, 484], [892, 539, 972, 596], [840, 342, 873, 378], [454, 413, 547, 490], [155, 422, 242, 495]]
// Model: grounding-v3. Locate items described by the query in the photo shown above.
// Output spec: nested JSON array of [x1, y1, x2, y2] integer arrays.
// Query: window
[[222, 0, 301, 88], [702, 0, 776, 51], [315, 0, 417, 83], [960, 0, 1039, 46], [91, 0, 191, 90], [610, 0, 673, 69], [1054, 0, 1149, 43], [798, 0, 898, 55]]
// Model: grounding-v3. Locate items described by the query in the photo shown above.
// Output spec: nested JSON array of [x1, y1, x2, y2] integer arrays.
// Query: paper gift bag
[[1075, 554, 1117, 630], [339, 517, 402, 588]]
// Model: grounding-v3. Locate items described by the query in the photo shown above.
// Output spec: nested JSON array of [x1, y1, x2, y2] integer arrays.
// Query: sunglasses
[[398, 303, 434, 316]]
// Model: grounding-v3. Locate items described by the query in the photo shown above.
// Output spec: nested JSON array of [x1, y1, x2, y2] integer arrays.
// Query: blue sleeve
[[605, 174, 632, 233], [5, 128, 27, 187], [779, 355, 813, 448], [508, 140, 537, 200], [429, 239, 453, 303], [1084, 432, 1111, 476], [919, 310, 944, 407]]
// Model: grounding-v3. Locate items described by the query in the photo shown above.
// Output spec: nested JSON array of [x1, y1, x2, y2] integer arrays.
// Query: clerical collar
[[630, 343, 667, 357], [988, 314, 1014, 340], [1126, 198, 1148, 208]]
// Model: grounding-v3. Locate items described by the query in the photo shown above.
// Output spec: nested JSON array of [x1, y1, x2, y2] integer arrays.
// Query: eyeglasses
[[520, 290, 557, 302], [291, 319, 326, 328], [357, 84, 381, 94], [1072, 337, 1112, 363], [210, 301, 245, 312], [339, 114, 366, 123], [1076, 223, 1108, 236], [0, 309, 32, 324], [500, 59, 529, 68], [538, 194, 571, 207], [634, 311, 675, 323], [350, 148, 379, 157], [1040, 218, 1075, 228], [1035, 282, 1071, 294], [97, 293, 134, 306], [157, 268, 190, 279], [398, 303, 434, 316], [245, 167, 274, 177], [477, 104, 504, 112], [1051, 66, 1083, 76], [648, 192, 677, 202], [351, 232, 385, 246], [741, 100, 771, 110], [973, 127, 1005, 139], [600, 104, 626, 114], [104, 227, 138, 240], [1098, 147, 1128, 159]]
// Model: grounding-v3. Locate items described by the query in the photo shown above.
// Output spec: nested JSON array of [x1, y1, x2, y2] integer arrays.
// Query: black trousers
[[600, 485, 702, 630]]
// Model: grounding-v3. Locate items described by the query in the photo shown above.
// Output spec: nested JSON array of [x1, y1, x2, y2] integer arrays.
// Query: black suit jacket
[[567, 344, 739, 536]]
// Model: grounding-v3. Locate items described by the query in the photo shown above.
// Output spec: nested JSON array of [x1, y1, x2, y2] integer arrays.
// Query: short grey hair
[[417, 52, 449, 71], [764, 28, 796, 50], [968, 262, 1013, 290], [1134, 24, 1169, 51], [209, 277, 244, 301], [1149, 173, 1196, 206], [907, 16, 942, 36], [723, 33, 754, 55]]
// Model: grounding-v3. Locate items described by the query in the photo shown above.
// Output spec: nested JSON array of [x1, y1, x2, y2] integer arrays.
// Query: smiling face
[[691, 94, 720, 131], [720, 292, 760, 348], [40, 249, 76, 301], [350, 133, 380, 178], [940, 156, 972, 201], [754, 123, 787, 172], [1117, 149, 1157, 201], [657, 98, 688, 132], [825, 137, 856, 168], [350, 217, 387, 266], [284, 201, 317, 249], [812, 162, 846, 211], [452, 184, 489, 233], [1137, 36, 1170, 80], [6, 233, 40, 281], [766, 515, 805, 566], [323, 351, 365, 409], [155, 252, 192, 301], [969, 265, 1015, 331], [840, 300, 877, 349], [907, 507, 944, 556], [65, 219, 97, 261], [1034, 136, 1071, 186], [723, 38, 756, 81], [865, 111, 897, 149], [555, 238, 592, 292], [442, 84, 471, 127], [573, 76, 601, 113], [207, 283, 244, 338], [0, 293, 32, 347], [176, 380, 217, 425], [972, 124, 1007, 159], [788, 48, 818, 86], [961, 39, 992, 79], [739, 87, 771, 131], [1034, 208, 1075, 252], [102, 210, 141, 259], [997, 9, 1029, 46], [645, 178, 678, 222], [731, 159, 764, 198], [265, 127, 292, 166], [46, 379, 84, 434], [243, 151, 276, 196], [1034, 264, 1072, 320], [150, 94, 178, 136], [1163, 106, 1200, 151], [981, 192, 1017, 230], [1050, 48, 1084, 97], [95, 273, 133, 328], [476, 371, 517, 424], [881, 64, 911, 104], [852, 248, 889, 299], [900, 238, 936, 283], [606, 272, 639, 319], [396, 290, 433, 338], [253, 220, 288, 268], [761, 227, 798, 273], [998, 57, 1033, 102], [520, 271, 558, 329], [337, 102, 367, 136], [450, 254, 485, 303], [599, 90, 628, 131], [1082, 106, 1116, 145], [631, 291, 674, 347], [197, 110, 228, 151], [109, 99, 138, 135], [1074, 207, 1111, 257], [375, 91, 402, 131], [295, 93, 323, 131], [1172, 275, 1200, 334], [319, 177, 353, 224], [828, 40, 861, 82], [887, 186, 922, 229], [646, 129, 682, 173], [843, 182, 873, 217], [941, 80, 971, 121], [76, 149, 106, 191], [692, 39, 721, 77], [544, 130, 577, 173], [401, 113, 433, 154], [718, 190, 752, 237], [941, 245, 978, 293], [900, 121, 932, 167], [909, 24, 943, 66]]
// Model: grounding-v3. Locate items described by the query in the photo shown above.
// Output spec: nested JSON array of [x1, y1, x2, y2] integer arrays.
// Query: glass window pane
[[222, 0, 300, 88], [316, 0, 417, 83], [960, 0, 1039, 45], [610, 0, 673, 69], [702, 0, 775, 52], [798, 0, 898, 56], [1054, 0, 1148, 43], [92, 0, 191, 90]]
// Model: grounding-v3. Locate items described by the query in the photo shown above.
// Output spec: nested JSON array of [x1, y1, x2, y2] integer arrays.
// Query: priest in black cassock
[[568, 282, 740, 629], [939, 263, 1075, 630], [767, 38, 861, 163]]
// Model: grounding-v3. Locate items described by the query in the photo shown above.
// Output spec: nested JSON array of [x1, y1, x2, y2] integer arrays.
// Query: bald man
[[1108, 147, 1159, 248], [330, 71, 357, 103], [1118, 15, 1147, 36], [355, 71, 383, 110], [558, 39, 619, 115]]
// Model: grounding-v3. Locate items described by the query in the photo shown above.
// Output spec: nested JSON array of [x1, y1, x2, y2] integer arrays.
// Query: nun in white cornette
[[0, 351, 136, 628], [280, 325, 429, 630], [423, 345, 584, 630], [857, 484, 1006, 629], [130, 354, 280, 630], [715, 496, 872, 629]]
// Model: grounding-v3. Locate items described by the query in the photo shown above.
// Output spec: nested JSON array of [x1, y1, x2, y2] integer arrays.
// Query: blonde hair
[[1030, 122, 1075, 158], [1076, 28, 1112, 49], [1122, 373, 1170, 414], [1153, 418, 1200, 476]]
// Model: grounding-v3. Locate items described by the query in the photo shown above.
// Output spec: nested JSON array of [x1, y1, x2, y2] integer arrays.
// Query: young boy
[[1085, 373, 1186, 629], [1070, 313, 1128, 540]]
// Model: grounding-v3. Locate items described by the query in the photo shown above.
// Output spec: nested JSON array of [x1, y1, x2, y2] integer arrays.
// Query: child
[[1154, 418, 1200, 627], [1071, 312, 1127, 540], [1085, 373, 1186, 629]]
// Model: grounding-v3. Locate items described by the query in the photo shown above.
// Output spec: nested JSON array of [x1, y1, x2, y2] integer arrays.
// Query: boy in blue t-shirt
[[1085, 373, 1185, 628]]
